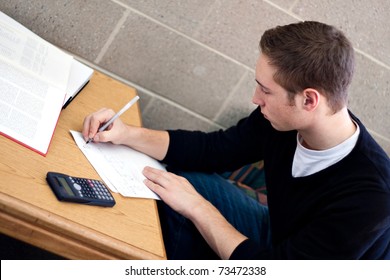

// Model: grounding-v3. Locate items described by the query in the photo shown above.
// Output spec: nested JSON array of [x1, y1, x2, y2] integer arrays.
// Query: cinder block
[[141, 97, 221, 132], [119, 0, 216, 36], [349, 53, 390, 140], [293, 0, 390, 66], [214, 70, 257, 128], [193, 0, 298, 67], [0, 0, 125, 62], [99, 12, 245, 119]]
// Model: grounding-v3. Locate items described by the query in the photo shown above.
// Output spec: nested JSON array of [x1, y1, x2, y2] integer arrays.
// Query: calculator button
[[72, 177, 113, 201], [73, 183, 82, 191]]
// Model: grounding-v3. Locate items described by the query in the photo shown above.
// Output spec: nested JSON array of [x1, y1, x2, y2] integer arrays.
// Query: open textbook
[[70, 130, 164, 200], [0, 12, 93, 156]]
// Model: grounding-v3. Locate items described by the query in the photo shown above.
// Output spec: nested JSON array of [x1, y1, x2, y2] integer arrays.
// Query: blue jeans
[[157, 171, 272, 259]]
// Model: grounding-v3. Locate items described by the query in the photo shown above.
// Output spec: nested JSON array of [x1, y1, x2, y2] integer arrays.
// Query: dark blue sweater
[[163, 108, 390, 259]]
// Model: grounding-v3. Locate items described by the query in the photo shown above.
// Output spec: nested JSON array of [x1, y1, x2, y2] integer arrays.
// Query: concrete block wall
[[1, 0, 389, 154]]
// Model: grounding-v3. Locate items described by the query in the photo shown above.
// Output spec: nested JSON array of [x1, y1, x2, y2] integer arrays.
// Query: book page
[[0, 58, 65, 155], [70, 130, 163, 200], [0, 19, 72, 90], [0, 12, 73, 155], [0, 12, 94, 106], [64, 59, 93, 106]]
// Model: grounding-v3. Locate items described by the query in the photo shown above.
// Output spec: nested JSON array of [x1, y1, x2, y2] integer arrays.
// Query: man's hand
[[143, 166, 206, 219], [143, 166, 248, 259], [82, 108, 129, 145]]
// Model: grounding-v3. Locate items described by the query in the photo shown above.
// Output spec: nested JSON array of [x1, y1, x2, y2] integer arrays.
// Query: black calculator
[[46, 172, 115, 207]]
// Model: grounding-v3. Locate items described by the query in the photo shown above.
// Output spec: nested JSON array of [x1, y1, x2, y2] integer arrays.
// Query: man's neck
[[298, 108, 357, 151]]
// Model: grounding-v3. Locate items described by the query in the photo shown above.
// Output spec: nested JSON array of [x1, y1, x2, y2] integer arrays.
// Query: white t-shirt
[[292, 122, 360, 177]]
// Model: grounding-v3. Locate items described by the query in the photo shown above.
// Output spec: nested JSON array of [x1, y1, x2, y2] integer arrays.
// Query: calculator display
[[57, 176, 75, 196]]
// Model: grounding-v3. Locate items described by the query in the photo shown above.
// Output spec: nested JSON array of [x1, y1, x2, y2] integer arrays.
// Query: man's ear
[[302, 88, 320, 111]]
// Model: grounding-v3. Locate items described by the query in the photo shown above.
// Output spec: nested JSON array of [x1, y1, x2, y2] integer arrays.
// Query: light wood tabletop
[[0, 71, 166, 259]]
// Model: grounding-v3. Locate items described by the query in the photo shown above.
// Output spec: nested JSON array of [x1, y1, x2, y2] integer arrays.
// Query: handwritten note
[[70, 130, 163, 200]]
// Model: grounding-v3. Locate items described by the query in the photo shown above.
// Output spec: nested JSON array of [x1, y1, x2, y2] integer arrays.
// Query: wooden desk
[[0, 72, 166, 259]]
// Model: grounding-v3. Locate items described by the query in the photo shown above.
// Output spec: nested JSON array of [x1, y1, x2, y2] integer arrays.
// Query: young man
[[83, 21, 390, 259]]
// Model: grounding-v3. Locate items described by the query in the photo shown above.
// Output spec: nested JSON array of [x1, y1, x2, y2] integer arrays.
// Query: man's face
[[252, 54, 304, 131]]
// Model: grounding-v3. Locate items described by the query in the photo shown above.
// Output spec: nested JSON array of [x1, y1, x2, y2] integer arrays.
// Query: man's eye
[[255, 80, 271, 94], [261, 86, 270, 94]]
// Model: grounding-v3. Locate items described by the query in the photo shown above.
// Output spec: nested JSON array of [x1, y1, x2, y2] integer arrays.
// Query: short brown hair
[[260, 21, 355, 112]]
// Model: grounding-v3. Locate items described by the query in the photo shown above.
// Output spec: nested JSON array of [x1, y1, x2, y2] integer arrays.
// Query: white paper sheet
[[70, 130, 163, 200]]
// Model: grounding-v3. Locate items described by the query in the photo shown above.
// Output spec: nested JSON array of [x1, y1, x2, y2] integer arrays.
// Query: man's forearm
[[122, 126, 169, 161], [189, 200, 248, 259]]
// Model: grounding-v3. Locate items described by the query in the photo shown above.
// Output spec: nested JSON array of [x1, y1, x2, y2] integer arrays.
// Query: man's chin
[[268, 120, 291, 132]]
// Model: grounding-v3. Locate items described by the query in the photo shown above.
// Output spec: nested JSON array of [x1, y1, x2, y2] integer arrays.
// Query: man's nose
[[252, 89, 265, 107]]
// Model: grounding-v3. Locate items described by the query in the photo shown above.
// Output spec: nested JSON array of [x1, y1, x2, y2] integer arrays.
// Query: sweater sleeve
[[229, 239, 265, 260], [162, 108, 270, 173]]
